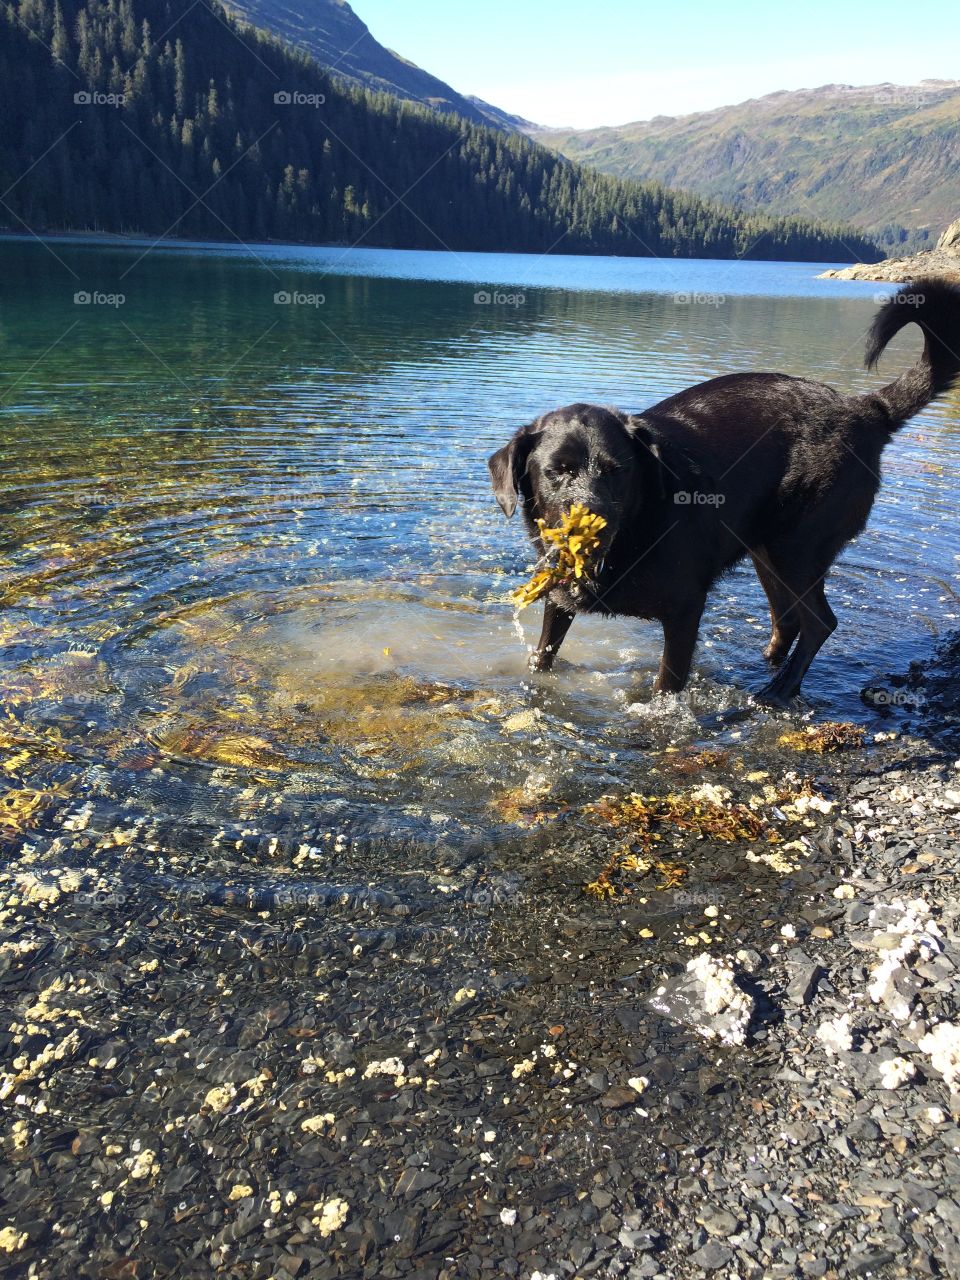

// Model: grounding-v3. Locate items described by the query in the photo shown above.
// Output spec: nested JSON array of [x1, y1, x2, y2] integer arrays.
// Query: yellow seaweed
[[512, 504, 607, 609], [778, 722, 865, 753], [583, 789, 767, 900], [0, 788, 51, 835]]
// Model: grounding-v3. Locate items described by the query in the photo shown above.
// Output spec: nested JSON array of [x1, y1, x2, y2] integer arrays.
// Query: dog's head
[[487, 403, 666, 548]]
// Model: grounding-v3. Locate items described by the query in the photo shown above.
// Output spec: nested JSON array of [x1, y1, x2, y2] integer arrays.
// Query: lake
[[1, 235, 958, 889]]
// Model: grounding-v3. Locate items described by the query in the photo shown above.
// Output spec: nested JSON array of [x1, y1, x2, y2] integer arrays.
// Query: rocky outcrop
[[819, 216, 960, 282], [939, 216, 960, 256]]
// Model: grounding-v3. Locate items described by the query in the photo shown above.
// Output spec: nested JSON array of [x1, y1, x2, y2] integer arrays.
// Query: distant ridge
[[529, 81, 960, 248], [224, 0, 526, 130]]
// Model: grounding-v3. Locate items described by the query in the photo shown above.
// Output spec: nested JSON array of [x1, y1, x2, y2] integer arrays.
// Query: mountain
[[529, 82, 960, 249], [223, 0, 526, 130], [0, 0, 879, 261]]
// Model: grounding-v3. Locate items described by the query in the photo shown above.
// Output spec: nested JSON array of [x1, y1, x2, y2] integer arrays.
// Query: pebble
[[689, 1239, 733, 1270]]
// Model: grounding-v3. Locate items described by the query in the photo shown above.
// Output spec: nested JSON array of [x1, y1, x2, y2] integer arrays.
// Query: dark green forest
[[0, 0, 881, 260]]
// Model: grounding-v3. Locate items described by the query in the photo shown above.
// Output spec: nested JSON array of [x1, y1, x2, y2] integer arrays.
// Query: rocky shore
[[819, 218, 960, 284], [2, 644, 960, 1279]]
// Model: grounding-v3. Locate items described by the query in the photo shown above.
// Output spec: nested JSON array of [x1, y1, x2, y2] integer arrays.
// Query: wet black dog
[[489, 281, 960, 703]]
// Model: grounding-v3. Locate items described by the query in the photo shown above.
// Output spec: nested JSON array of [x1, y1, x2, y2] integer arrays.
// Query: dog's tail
[[864, 278, 960, 427]]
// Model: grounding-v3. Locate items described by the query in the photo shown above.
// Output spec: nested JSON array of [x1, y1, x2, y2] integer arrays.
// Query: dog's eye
[[547, 463, 576, 480]]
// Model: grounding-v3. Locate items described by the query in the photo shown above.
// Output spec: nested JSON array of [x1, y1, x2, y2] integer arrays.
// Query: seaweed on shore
[[778, 721, 865, 753], [662, 748, 732, 776], [583, 789, 769, 900]]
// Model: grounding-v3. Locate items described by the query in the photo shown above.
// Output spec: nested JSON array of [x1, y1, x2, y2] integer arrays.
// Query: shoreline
[[2, 640, 959, 1277], [0, 226, 864, 269], [820, 216, 960, 285]]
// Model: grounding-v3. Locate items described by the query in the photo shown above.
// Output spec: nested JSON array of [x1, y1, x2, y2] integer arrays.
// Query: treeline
[[874, 224, 936, 256], [0, 0, 881, 261]]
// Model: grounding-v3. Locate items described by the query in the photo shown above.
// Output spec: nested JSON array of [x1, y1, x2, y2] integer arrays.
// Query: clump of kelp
[[0, 720, 74, 843], [489, 771, 570, 829], [512, 504, 607, 609], [580, 773, 834, 900], [778, 722, 865, 753], [661, 748, 731, 777], [583, 789, 771, 900]]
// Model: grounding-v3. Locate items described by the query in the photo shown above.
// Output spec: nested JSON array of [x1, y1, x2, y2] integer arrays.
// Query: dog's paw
[[752, 685, 798, 710]]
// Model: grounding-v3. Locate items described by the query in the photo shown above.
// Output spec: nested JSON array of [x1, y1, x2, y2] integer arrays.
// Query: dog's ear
[[488, 424, 537, 519], [625, 416, 671, 499]]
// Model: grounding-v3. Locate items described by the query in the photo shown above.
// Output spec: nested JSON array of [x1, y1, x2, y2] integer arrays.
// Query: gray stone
[[689, 1239, 733, 1271], [695, 1207, 740, 1238]]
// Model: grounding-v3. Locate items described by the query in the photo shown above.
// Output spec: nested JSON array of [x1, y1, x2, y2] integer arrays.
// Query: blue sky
[[354, 0, 960, 128]]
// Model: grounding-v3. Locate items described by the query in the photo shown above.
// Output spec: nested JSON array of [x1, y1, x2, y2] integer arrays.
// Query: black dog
[[489, 280, 960, 703]]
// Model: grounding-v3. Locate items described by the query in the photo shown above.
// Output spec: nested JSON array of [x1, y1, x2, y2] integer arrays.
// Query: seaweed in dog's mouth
[[511, 504, 608, 608]]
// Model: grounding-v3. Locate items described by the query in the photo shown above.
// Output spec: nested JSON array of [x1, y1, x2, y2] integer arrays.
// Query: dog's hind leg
[[751, 548, 800, 666], [654, 599, 705, 694], [756, 576, 837, 705], [530, 600, 575, 672]]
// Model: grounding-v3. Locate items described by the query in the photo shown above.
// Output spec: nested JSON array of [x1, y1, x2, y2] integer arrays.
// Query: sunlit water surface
[[1, 237, 958, 909]]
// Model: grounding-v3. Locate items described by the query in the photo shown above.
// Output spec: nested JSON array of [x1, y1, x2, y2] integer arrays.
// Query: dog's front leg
[[530, 599, 575, 672], [653, 602, 705, 694]]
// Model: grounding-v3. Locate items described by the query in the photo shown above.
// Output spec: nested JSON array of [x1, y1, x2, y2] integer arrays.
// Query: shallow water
[[1, 236, 959, 904]]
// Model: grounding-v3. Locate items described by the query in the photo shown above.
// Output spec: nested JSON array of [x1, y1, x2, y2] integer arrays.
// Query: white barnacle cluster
[[816, 1013, 854, 1055], [866, 897, 942, 1022], [310, 1196, 349, 1237], [362, 1056, 422, 1087], [878, 1056, 916, 1090], [510, 1042, 560, 1081], [125, 1144, 159, 1181], [300, 1113, 336, 1133], [686, 952, 754, 1046], [918, 1022, 960, 1090]]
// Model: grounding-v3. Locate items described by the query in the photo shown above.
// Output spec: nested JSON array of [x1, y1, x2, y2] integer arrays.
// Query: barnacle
[[778, 722, 865, 753], [512, 504, 607, 609]]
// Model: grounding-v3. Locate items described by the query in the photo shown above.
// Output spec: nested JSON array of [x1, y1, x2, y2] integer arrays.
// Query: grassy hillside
[[530, 82, 960, 248]]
